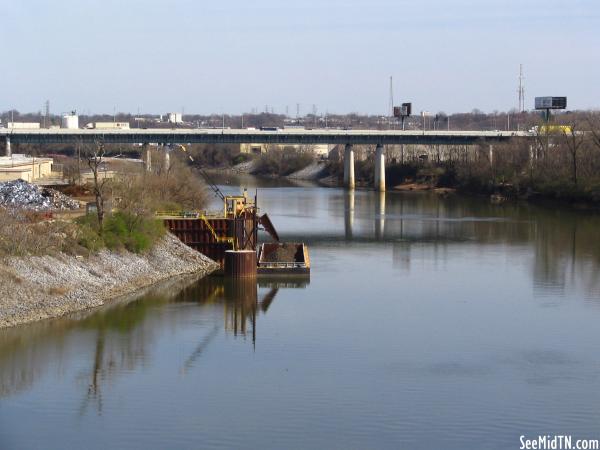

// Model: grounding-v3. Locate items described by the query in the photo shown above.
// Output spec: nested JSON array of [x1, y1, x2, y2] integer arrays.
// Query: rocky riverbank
[[0, 233, 219, 328]]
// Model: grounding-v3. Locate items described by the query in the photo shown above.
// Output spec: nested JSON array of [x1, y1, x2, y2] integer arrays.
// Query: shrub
[[232, 153, 252, 165], [75, 211, 166, 254]]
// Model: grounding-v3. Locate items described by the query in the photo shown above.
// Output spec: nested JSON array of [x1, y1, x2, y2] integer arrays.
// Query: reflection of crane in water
[[179, 279, 282, 373]]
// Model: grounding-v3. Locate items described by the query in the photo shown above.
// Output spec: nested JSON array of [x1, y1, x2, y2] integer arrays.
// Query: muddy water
[[2, 178, 600, 450]]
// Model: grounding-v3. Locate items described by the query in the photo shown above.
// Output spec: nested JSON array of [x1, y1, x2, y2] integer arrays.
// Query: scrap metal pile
[[0, 180, 80, 211]]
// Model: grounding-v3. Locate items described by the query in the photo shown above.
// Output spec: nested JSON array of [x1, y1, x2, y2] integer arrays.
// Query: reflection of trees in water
[[0, 276, 302, 402], [337, 191, 600, 299], [0, 291, 168, 404]]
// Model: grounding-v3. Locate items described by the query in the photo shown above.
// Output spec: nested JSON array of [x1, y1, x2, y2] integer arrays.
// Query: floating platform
[[257, 243, 310, 276]]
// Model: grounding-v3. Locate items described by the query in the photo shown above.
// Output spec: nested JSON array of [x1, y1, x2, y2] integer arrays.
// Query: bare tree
[[85, 140, 109, 232], [586, 113, 600, 153], [560, 123, 586, 187]]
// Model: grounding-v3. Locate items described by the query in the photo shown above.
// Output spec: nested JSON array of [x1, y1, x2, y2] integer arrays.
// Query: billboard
[[393, 103, 412, 117], [535, 97, 567, 110]]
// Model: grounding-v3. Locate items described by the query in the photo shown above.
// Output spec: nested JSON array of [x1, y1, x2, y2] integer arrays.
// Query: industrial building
[[166, 113, 183, 124], [6, 122, 40, 129], [61, 112, 79, 129], [240, 143, 331, 157], [0, 154, 55, 183]]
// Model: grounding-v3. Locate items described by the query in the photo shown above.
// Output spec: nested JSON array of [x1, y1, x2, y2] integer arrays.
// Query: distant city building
[[166, 113, 183, 124], [240, 143, 330, 157], [61, 112, 79, 129], [6, 122, 40, 129]]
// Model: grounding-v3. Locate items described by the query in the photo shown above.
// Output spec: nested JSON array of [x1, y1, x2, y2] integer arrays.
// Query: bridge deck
[[0, 128, 532, 146]]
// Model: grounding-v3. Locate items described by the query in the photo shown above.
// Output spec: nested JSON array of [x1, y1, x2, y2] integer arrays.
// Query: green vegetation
[[254, 146, 316, 176], [76, 212, 166, 253], [0, 153, 209, 257], [74, 157, 206, 254]]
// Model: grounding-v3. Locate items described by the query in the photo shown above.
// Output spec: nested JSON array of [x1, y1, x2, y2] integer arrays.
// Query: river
[[2, 176, 600, 450]]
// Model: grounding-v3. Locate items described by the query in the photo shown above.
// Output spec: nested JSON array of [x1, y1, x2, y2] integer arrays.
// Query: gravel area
[[0, 233, 219, 328]]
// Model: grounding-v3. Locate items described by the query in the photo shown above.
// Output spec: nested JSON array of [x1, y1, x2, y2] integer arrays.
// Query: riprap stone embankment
[[0, 233, 219, 328]]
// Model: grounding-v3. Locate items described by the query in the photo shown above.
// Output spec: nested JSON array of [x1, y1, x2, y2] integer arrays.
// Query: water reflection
[[375, 191, 385, 240], [3, 180, 600, 449], [344, 190, 354, 240], [278, 188, 600, 299], [0, 276, 309, 401]]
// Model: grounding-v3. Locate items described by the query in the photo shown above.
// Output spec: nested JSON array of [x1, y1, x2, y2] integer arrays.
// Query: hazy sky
[[2, 0, 599, 115]]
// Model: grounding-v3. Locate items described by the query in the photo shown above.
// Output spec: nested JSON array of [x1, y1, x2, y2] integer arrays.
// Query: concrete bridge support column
[[143, 143, 151, 172], [343, 144, 355, 190], [488, 144, 494, 168], [5, 136, 11, 158], [374, 144, 385, 191]]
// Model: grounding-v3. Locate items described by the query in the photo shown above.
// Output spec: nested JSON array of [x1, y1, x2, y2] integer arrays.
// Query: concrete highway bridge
[[0, 128, 532, 191]]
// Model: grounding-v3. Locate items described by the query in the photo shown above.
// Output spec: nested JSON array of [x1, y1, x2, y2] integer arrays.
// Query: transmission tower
[[44, 100, 50, 128], [388, 76, 394, 116], [518, 64, 525, 113]]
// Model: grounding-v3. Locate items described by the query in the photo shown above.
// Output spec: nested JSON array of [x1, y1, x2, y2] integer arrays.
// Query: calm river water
[[2, 176, 600, 450]]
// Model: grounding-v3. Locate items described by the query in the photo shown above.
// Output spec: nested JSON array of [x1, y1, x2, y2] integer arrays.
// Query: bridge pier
[[343, 144, 355, 190], [143, 143, 151, 172], [4, 136, 11, 158], [374, 144, 385, 191], [489, 144, 494, 168]]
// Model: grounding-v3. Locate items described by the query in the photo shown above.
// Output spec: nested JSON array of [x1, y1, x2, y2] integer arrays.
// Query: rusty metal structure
[[159, 191, 261, 270], [158, 170, 307, 277], [225, 250, 257, 278]]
